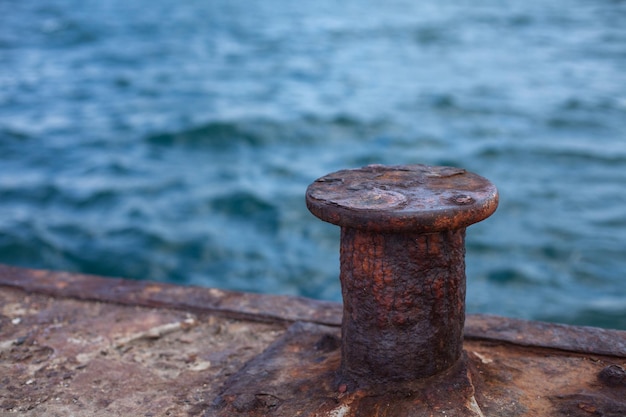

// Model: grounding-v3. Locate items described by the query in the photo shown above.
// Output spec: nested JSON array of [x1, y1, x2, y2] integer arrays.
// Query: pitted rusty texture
[[339, 228, 466, 385], [306, 164, 499, 386], [306, 164, 499, 233]]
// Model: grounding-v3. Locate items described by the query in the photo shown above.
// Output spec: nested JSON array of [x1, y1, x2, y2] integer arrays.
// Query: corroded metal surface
[[465, 314, 626, 357], [214, 322, 484, 417], [305, 164, 499, 233], [337, 227, 467, 384], [0, 264, 342, 326], [306, 164, 498, 386], [0, 266, 625, 416]]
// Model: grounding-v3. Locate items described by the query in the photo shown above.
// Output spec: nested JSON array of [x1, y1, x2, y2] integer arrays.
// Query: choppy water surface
[[1, 0, 625, 328]]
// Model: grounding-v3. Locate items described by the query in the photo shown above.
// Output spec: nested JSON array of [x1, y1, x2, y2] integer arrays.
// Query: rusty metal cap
[[306, 164, 499, 233]]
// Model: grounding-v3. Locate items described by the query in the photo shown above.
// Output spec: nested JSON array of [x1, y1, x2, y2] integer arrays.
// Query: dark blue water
[[1, 0, 625, 329]]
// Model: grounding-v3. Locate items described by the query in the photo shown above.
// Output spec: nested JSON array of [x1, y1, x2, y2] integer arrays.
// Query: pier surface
[[1, 264, 625, 416]]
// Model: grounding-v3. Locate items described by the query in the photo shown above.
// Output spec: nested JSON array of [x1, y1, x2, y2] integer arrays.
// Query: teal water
[[1, 0, 625, 329]]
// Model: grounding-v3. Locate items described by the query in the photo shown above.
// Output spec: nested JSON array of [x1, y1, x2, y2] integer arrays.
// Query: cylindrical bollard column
[[306, 164, 498, 388]]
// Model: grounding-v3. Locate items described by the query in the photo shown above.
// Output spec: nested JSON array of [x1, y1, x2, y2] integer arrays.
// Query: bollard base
[[214, 322, 484, 417]]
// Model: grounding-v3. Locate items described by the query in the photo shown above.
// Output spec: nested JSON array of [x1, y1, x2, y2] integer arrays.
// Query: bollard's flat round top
[[306, 164, 498, 232]]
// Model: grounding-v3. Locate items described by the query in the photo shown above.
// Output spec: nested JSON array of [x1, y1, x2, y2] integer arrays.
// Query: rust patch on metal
[[214, 322, 483, 417], [338, 227, 467, 384], [466, 340, 626, 417], [599, 364, 626, 387], [465, 314, 626, 357], [306, 164, 498, 233], [0, 264, 342, 326], [213, 322, 341, 416]]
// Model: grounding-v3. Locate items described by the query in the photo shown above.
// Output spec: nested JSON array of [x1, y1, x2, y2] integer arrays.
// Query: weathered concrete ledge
[[1, 264, 625, 416]]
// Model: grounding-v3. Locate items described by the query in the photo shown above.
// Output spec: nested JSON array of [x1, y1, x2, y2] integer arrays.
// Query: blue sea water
[[1, 0, 625, 329]]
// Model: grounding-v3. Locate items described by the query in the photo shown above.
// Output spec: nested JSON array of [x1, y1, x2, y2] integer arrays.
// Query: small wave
[[0, 182, 62, 206], [144, 115, 382, 149], [0, 127, 31, 141], [41, 19, 100, 47], [546, 96, 625, 130], [210, 191, 280, 233], [475, 141, 626, 165], [546, 116, 607, 130], [146, 121, 265, 148], [486, 268, 535, 285], [413, 25, 454, 46], [533, 145, 626, 165], [61, 226, 177, 282]]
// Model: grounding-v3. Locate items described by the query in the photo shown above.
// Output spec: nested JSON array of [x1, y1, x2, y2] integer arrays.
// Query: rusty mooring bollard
[[306, 164, 498, 388]]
